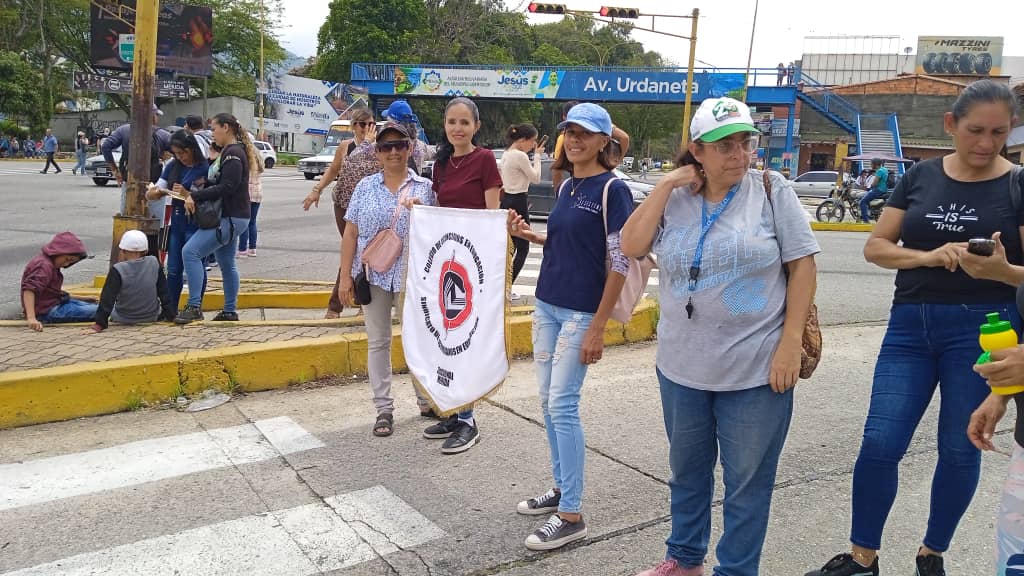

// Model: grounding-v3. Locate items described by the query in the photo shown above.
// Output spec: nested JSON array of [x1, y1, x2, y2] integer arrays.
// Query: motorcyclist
[[859, 158, 889, 222]]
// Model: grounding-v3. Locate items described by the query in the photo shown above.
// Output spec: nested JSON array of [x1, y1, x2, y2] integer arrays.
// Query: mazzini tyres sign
[[916, 36, 1003, 76]]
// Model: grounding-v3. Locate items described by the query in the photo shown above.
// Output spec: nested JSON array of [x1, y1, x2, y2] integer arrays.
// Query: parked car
[[83, 148, 121, 186], [253, 140, 277, 169], [297, 146, 336, 180], [526, 160, 652, 217], [789, 170, 842, 198]]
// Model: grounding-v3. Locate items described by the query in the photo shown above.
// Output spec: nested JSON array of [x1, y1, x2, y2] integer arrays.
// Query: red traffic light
[[529, 3, 567, 14], [599, 6, 639, 18]]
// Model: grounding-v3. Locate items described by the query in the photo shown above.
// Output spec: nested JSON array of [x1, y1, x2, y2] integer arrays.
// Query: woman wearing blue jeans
[[805, 80, 1024, 576], [621, 97, 819, 576], [147, 130, 209, 315], [174, 113, 254, 324], [508, 103, 631, 552]]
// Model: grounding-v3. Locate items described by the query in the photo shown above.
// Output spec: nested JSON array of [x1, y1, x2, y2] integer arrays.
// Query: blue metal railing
[[888, 113, 905, 174], [794, 70, 861, 132]]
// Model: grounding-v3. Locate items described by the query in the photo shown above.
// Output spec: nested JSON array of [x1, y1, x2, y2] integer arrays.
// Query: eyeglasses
[[708, 136, 758, 155], [353, 121, 373, 128], [376, 140, 410, 153]]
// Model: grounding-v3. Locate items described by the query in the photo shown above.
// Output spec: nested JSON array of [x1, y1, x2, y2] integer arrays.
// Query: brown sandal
[[373, 412, 394, 437], [324, 310, 341, 319]]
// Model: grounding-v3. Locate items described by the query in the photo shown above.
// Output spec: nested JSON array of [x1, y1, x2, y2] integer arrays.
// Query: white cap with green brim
[[690, 97, 760, 143]]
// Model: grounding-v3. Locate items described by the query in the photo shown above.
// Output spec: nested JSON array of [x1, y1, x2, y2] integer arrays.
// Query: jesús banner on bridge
[[402, 206, 510, 414], [394, 67, 745, 102]]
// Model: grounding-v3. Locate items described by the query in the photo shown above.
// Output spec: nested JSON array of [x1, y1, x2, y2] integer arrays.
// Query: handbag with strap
[[194, 197, 222, 229], [601, 178, 657, 325], [361, 183, 410, 274], [353, 264, 372, 305], [762, 170, 822, 379]]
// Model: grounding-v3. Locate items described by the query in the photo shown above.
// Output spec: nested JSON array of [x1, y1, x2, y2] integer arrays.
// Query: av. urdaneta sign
[[402, 206, 510, 414]]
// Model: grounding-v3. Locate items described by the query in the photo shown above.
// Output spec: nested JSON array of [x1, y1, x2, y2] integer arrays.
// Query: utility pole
[[740, 0, 759, 103], [110, 0, 160, 266], [258, 0, 265, 140], [680, 8, 699, 147]]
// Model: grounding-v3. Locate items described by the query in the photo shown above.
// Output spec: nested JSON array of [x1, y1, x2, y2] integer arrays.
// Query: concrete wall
[[50, 97, 255, 145]]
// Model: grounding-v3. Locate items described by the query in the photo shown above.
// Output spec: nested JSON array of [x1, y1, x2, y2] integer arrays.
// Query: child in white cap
[[84, 230, 174, 333]]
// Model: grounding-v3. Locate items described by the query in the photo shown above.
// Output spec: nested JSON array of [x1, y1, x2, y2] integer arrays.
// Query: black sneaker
[[916, 554, 945, 576], [440, 421, 479, 454], [174, 305, 204, 324], [524, 514, 587, 551], [517, 488, 561, 515], [805, 554, 879, 576], [212, 311, 239, 321], [423, 416, 460, 439]]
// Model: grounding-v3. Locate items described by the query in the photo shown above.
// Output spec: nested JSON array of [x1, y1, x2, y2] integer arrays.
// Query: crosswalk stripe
[[3, 486, 444, 576], [515, 267, 659, 286], [0, 416, 323, 512]]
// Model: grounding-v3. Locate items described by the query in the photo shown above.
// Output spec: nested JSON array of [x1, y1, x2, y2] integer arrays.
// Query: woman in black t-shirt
[[807, 80, 1024, 576]]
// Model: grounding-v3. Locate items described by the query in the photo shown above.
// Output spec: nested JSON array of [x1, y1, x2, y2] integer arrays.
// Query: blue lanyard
[[687, 184, 740, 292]]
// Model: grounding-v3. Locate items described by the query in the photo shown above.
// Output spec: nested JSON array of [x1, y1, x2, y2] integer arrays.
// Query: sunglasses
[[353, 121, 373, 128], [376, 140, 410, 153]]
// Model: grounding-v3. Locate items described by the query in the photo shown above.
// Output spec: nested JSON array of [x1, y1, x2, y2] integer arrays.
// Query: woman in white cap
[[508, 102, 632, 552], [621, 97, 819, 576]]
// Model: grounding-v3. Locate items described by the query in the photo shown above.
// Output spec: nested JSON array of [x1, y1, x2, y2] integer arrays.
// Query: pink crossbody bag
[[361, 184, 410, 274]]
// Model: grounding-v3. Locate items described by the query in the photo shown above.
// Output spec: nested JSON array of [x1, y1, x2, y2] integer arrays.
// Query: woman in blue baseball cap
[[507, 102, 632, 552], [383, 99, 434, 174]]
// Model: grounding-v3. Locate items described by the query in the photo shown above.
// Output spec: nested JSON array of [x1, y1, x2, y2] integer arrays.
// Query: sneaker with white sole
[[247, 249, 256, 256], [423, 415, 461, 439], [634, 559, 703, 576], [804, 553, 879, 576], [517, 488, 560, 515], [524, 514, 586, 551], [440, 421, 479, 454]]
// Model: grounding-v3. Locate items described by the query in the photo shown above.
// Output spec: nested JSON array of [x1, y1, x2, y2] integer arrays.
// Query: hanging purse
[[601, 178, 657, 325], [194, 197, 222, 229], [353, 264, 372, 305], [361, 184, 410, 274], [763, 170, 822, 379]]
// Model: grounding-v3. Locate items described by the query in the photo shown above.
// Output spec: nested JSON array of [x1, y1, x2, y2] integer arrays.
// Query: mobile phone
[[538, 134, 550, 148], [968, 238, 996, 256]]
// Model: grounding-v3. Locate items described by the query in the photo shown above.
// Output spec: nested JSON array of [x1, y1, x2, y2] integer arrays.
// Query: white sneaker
[[247, 249, 256, 257], [510, 291, 521, 301]]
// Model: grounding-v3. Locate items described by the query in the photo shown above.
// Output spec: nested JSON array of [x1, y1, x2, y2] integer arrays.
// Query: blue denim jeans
[[659, 369, 794, 576], [859, 188, 887, 221], [238, 201, 260, 252], [533, 299, 594, 514], [73, 150, 86, 174], [851, 301, 1021, 552], [39, 299, 98, 323], [166, 204, 207, 315], [183, 217, 248, 312]]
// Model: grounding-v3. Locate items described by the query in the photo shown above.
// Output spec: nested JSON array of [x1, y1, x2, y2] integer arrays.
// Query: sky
[[277, 0, 1022, 75]]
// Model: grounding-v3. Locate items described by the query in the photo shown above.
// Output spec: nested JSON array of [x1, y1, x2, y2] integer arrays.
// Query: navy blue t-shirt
[[536, 172, 633, 314], [160, 158, 210, 208]]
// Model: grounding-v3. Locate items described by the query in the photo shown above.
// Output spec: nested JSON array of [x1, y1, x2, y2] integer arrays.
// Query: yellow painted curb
[[0, 300, 660, 429], [810, 222, 873, 232], [67, 286, 332, 311]]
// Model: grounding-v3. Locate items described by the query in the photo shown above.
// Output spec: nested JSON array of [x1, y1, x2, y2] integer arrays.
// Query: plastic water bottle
[[977, 312, 1024, 395]]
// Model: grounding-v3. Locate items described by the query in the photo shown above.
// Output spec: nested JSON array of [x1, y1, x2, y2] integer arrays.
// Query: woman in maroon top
[[422, 96, 503, 454]]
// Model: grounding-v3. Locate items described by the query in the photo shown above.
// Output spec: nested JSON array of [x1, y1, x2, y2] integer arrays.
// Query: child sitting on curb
[[22, 232, 97, 332], [84, 230, 174, 334]]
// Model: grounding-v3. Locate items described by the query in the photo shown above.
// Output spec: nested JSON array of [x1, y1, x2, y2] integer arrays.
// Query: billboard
[[916, 36, 1003, 76], [257, 73, 369, 136], [394, 67, 746, 103], [91, 1, 214, 77], [73, 71, 189, 99]]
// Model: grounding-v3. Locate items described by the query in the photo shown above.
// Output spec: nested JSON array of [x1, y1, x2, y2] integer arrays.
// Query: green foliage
[[0, 50, 49, 131], [313, 0, 426, 82]]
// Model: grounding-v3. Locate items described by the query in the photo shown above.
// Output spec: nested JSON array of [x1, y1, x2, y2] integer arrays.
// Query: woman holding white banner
[[338, 121, 436, 438], [508, 103, 632, 551], [421, 96, 503, 455]]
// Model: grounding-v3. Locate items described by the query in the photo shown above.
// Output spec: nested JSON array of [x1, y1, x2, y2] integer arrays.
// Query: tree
[[0, 50, 48, 130], [314, 0, 426, 82]]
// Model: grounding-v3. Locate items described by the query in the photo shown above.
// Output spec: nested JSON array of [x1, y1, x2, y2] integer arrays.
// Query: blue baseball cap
[[383, 100, 418, 124], [557, 102, 612, 136]]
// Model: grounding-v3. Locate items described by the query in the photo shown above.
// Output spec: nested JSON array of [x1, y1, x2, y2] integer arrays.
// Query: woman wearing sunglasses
[[303, 108, 379, 319], [622, 97, 819, 576], [339, 121, 436, 437]]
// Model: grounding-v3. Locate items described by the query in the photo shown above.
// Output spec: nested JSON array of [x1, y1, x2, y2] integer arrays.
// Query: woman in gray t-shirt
[[622, 97, 819, 576]]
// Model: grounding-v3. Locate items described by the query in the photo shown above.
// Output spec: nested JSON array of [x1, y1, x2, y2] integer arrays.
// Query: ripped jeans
[[533, 298, 594, 514]]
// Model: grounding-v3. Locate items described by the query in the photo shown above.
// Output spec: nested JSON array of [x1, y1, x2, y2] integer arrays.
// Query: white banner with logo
[[402, 206, 510, 414]]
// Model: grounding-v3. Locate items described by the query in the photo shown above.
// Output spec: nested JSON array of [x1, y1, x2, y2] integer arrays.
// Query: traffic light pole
[[110, 0, 160, 267], [680, 8, 699, 148]]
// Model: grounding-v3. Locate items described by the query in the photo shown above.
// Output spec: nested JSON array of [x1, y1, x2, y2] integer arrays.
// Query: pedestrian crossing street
[[0, 417, 445, 576]]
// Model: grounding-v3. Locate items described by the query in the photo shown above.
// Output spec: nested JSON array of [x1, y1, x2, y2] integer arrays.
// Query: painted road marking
[[515, 267, 660, 285], [0, 416, 323, 511], [2, 486, 444, 576]]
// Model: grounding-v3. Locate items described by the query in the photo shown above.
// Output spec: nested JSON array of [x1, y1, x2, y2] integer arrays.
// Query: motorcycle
[[815, 181, 889, 223]]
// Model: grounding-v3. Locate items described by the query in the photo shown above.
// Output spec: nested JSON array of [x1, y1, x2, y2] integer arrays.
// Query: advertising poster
[[90, 1, 214, 77], [916, 36, 1003, 76], [395, 66, 746, 103], [258, 73, 368, 136]]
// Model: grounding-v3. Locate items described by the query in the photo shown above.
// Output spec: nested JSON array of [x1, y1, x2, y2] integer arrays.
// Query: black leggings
[[501, 193, 530, 282]]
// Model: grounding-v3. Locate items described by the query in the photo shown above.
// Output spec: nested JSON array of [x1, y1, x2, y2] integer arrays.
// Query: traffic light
[[528, 3, 567, 14], [599, 6, 639, 18]]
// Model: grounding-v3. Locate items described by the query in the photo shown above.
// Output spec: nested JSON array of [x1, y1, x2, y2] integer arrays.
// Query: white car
[[789, 170, 842, 198], [83, 148, 121, 186], [297, 146, 337, 180], [254, 140, 277, 169]]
